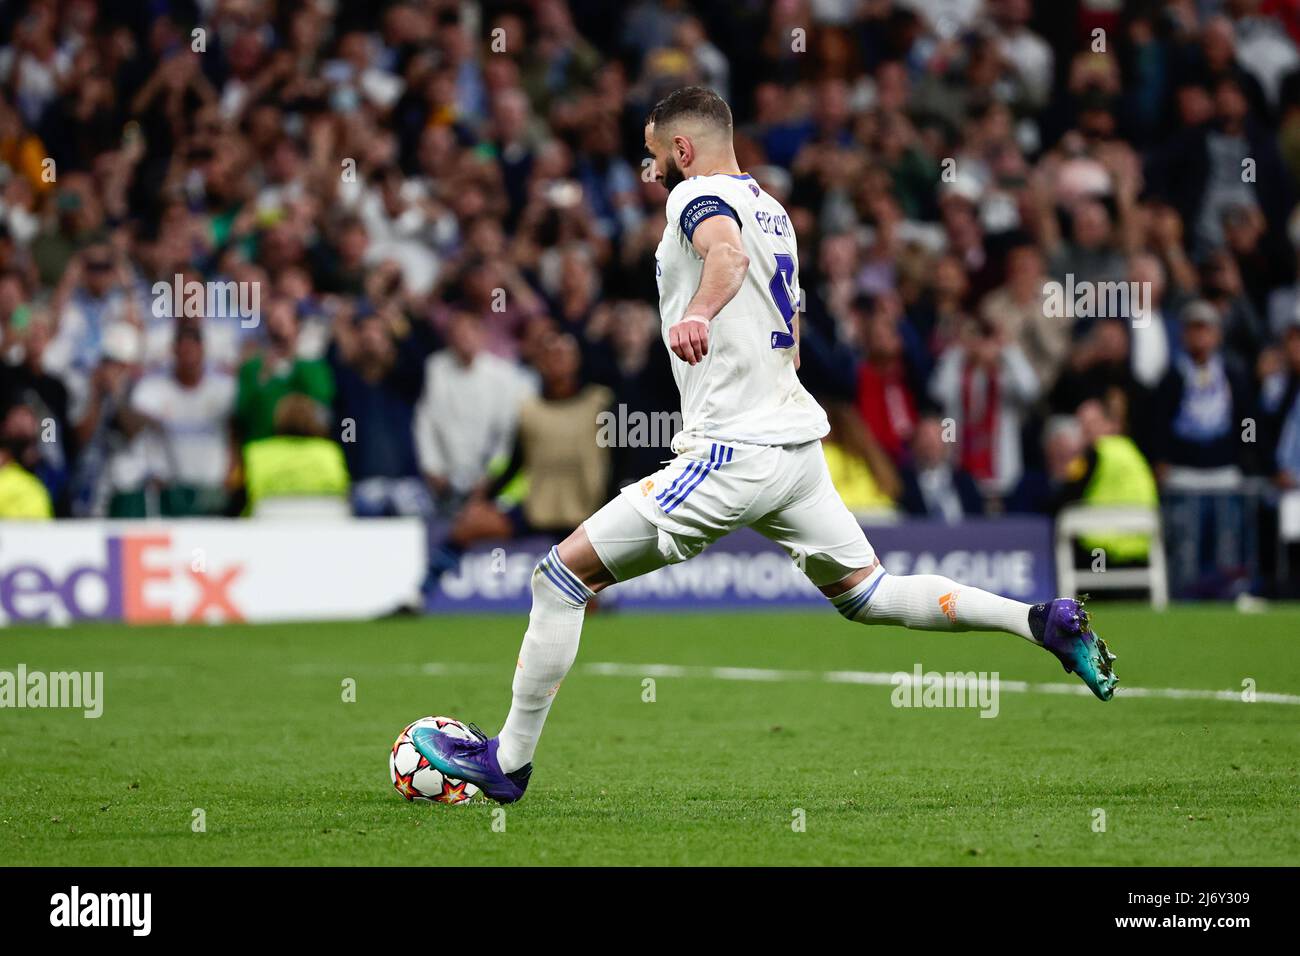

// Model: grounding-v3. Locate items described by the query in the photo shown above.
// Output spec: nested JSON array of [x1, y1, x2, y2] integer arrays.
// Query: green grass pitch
[[1, 604, 1297, 866]]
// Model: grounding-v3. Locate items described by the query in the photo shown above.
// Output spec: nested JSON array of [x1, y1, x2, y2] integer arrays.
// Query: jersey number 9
[[767, 253, 797, 350]]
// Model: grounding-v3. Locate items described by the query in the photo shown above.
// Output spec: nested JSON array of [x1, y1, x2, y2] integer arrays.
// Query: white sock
[[832, 566, 1037, 643], [497, 547, 593, 773]]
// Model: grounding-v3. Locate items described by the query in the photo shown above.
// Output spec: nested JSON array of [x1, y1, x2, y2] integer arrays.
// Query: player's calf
[[493, 546, 596, 778], [827, 565, 1037, 641], [826, 567, 1119, 701]]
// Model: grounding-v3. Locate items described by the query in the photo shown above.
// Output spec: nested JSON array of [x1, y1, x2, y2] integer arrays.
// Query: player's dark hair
[[647, 86, 732, 133]]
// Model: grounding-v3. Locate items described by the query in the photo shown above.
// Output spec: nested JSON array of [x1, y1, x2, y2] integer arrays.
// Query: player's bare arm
[[670, 215, 749, 366]]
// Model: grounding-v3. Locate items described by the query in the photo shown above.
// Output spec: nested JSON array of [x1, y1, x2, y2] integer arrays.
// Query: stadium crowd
[[2, 0, 1299, 595]]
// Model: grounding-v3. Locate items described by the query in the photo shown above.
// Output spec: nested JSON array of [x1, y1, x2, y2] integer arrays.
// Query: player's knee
[[555, 529, 615, 593], [531, 554, 594, 606], [817, 565, 873, 599]]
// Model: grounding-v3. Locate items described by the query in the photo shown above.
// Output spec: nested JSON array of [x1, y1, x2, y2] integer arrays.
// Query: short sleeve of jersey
[[666, 179, 742, 245]]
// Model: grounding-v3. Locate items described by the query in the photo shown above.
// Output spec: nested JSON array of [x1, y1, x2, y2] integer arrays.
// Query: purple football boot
[[410, 722, 532, 803], [1038, 596, 1118, 701]]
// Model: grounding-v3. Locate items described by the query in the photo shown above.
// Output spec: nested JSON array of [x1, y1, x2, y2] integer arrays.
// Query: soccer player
[[413, 87, 1118, 803]]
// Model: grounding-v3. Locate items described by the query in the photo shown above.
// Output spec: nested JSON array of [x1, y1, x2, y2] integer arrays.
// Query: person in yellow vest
[[0, 402, 54, 519], [822, 439, 897, 517], [0, 446, 53, 519], [820, 403, 899, 519], [242, 393, 350, 514], [1067, 399, 1160, 563]]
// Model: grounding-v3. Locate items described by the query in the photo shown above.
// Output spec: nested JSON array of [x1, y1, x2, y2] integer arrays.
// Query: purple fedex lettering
[[0, 566, 57, 621], [0, 537, 124, 623]]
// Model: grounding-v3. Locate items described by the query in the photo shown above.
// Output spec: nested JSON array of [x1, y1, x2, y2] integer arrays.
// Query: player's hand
[[670, 315, 710, 365]]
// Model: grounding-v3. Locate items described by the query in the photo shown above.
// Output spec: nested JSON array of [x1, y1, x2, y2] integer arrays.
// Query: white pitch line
[[102, 661, 1300, 703], [413, 661, 1300, 706], [576, 662, 1300, 706]]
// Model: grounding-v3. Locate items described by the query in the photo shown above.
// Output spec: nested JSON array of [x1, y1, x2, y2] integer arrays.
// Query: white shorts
[[584, 434, 876, 588]]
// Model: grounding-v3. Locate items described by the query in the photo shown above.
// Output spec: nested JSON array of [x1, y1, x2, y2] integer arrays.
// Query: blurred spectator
[[432, 255, 544, 362], [1048, 317, 1145, 435], [991, 0, 1054, 110], [898, 415, 984, 521], [673, 16, 729, 101], [69, 322, 145, 517], [441, 331, 611, 556], [28, 172, 102, 289], [1261, 316, 1300, 574], [601, 300, 678, 489], [929, 319, 1039, 500], [1127, 252, 1176, 390], [1152, 299, 1255, 490], [244, 393, 350, 517], [854, 293, 925, 464], [235, 298, 334, 444], [1231, 2, 1300, 108], [1198, 245, 1267, 368], [1148, 74, 1293, 259], [0, 403, 51, 519], [44, 241, 141, 415], [0, 307, 70, 511], [128, 319, 235, 517], [978, 242, 1068, 391], [1070, 399, 1160, 564], [1263, 312, 1300, 487], [1, 5, 68, 126], [1008, 414, 1086, 515], [0, 97, 50, 201], [329, 306, 429, 517], [1041, 196, 1130, 291], [821, 402, 900, 519], [413, 310, 533, 509]]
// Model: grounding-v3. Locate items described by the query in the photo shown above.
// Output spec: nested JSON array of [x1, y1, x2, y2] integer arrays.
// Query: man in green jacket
[[236, 298, 334, 443]]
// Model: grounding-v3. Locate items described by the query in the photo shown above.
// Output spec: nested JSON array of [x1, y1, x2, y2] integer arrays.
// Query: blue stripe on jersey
[[679, 195, 740, 241]]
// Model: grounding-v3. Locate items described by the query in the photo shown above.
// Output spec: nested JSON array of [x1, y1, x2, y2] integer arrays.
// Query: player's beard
[[663, 154, 685, 191]]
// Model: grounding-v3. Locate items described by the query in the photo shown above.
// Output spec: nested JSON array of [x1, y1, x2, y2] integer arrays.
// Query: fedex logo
[[0, 534, 245, 625]]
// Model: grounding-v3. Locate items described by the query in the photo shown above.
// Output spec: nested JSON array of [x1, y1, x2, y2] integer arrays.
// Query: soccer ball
[[389, 716, 481, 805]]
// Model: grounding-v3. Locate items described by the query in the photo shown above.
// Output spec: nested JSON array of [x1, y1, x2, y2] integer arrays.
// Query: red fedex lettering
[[122, 535, 171, 623], [186, 566, 244, 622]]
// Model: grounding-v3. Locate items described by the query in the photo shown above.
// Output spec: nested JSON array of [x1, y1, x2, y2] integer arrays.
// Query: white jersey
[[655, 173, 829, 447]]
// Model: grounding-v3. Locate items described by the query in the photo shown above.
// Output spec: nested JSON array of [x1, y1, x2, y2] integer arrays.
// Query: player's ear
[[675, 135, 691, 167]]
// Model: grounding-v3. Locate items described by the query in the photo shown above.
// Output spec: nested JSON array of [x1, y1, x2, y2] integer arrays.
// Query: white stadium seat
[[251, 496, 352, 520], [1054, 504, 1169, 609]]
